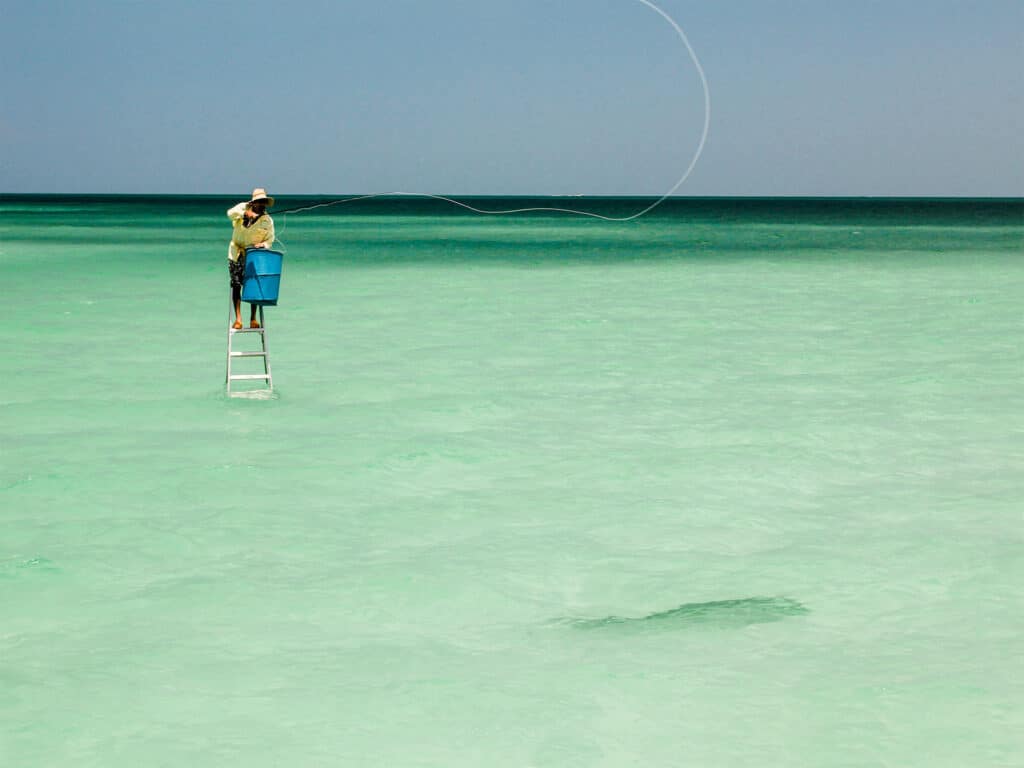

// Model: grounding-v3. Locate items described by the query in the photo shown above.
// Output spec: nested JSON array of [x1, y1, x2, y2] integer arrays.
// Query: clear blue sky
[[2, 0, 1021, 196]]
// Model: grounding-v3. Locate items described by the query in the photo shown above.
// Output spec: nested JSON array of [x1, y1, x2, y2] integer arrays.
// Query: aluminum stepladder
[[226, 298, 273, 396]]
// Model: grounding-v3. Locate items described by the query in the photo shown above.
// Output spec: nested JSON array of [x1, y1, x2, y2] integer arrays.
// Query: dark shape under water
[[564, 597, 808, 631]]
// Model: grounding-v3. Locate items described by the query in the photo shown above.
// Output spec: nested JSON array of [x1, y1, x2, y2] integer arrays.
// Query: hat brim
[[251, 196, 274, 207]]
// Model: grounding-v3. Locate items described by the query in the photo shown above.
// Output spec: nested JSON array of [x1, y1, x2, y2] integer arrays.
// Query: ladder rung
[[229, 374, 271, 380], [230, 351, 266, 357], [230, 327, 265, 334]]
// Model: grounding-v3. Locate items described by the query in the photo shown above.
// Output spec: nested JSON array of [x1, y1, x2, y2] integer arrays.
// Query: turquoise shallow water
[[2, 196, 1023, 766]]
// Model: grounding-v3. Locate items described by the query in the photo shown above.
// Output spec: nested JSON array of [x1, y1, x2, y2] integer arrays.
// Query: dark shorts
[[229, 253, 246, 289]]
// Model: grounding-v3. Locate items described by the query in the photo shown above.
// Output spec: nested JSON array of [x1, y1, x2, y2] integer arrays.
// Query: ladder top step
[[230, 351, 266, 357], [229, 373, 271, 380], [230, 327, 265, 334]]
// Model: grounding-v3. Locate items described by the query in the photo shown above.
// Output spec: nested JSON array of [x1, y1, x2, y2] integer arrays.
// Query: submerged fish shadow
[[558, 597, 809, 632]]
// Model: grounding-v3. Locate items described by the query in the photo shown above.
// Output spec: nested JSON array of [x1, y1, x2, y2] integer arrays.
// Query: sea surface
[[2, 195, 1023, 766]]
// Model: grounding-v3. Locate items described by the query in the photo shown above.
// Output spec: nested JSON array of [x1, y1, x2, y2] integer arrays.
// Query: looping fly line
[[275, 0, 709, 230]]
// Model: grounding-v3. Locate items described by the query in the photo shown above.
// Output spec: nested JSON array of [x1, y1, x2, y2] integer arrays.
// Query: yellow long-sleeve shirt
[[227, 202, 275, 262]]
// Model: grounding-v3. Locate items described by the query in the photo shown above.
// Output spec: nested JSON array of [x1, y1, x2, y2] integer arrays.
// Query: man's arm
[[261, 219, 276, 248]]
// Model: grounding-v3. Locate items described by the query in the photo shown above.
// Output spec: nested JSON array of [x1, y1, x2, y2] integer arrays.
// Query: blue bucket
[[241, 249, 283, 306]]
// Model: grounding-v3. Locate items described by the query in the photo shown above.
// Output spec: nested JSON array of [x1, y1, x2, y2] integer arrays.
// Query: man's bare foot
[[250, 320, 261, 329], [232, 320, 243, 330]]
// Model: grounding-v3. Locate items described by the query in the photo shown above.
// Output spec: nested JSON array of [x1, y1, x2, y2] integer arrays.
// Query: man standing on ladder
[[227, 188, 276, 330]]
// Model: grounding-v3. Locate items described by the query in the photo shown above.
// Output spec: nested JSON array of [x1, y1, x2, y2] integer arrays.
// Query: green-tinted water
[[2, 196, 1022, 765]]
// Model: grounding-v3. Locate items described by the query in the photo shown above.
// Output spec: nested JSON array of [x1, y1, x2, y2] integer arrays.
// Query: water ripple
[[558, 596, 809, 630]]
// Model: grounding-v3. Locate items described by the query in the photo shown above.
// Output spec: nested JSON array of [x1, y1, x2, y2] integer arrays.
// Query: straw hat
[[249, 188, 274, 207]]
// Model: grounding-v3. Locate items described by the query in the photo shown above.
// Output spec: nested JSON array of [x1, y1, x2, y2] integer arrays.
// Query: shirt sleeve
[[261, 217, 276, 248], [227, 202, 247, 221]]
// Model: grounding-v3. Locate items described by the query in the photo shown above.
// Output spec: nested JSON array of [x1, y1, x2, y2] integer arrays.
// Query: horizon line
[[2, 192, 1022, 201]]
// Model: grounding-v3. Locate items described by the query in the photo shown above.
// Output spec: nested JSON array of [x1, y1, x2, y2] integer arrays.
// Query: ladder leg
[[226, 290, 234, 393], [260, 306, 273, 391]]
